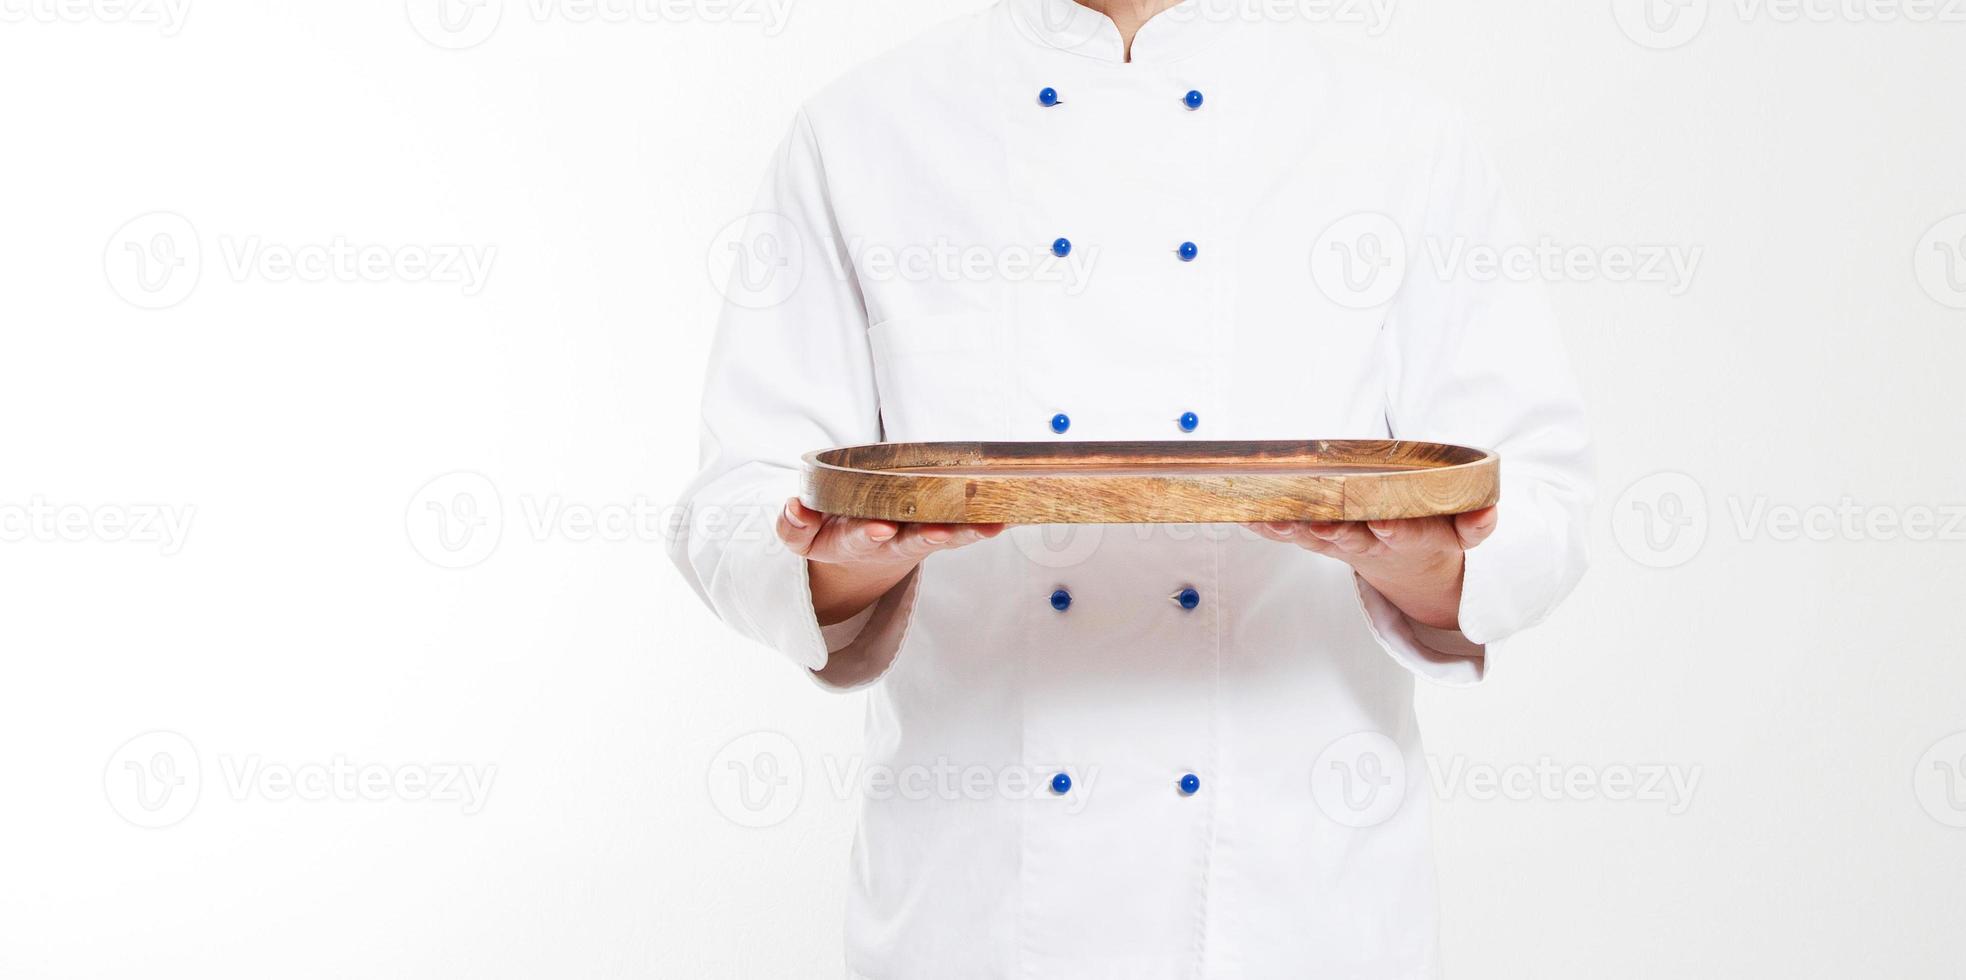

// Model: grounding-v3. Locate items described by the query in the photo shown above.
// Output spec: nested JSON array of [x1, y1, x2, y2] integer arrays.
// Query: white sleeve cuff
[[819, 603, 877, 652], [1352, 574, 1489, 687], [807, 565, 923, 692]]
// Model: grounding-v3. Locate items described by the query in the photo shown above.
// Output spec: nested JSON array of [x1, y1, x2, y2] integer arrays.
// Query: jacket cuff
[[808, 565, 923, 692], [1352, 574, 1488, 687]]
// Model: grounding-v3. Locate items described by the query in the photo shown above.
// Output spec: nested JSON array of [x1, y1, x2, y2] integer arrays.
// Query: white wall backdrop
[[3, 1, 1964, 977]]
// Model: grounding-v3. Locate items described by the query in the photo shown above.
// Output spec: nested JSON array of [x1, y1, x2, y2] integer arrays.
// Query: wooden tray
[[801, 440, 1497, 525]]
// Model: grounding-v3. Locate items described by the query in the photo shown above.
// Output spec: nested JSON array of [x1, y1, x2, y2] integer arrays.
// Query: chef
[[670, 0, 1592, 975]]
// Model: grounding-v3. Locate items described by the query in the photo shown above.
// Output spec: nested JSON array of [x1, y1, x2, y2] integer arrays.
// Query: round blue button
[[1178, 411, 1199, 432], [1179, 773, 1201, 795], [1183, 90, 1204, 110], [1050, 413, 1071, 434], [1051, 772, 1072, 795], [1176, 587, 1201, 610], [1051, 237, 1072, 258], [1039, 87, 1060, 107], [1177, 241, 1199, 262], [1051, 588, 1072, 611]]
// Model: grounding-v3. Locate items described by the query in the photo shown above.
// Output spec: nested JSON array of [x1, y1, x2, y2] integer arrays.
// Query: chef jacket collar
[[1010, 0, 1241, 64]]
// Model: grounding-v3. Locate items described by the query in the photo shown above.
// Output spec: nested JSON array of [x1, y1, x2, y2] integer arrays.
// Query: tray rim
[[801, 439, 1500, 525]]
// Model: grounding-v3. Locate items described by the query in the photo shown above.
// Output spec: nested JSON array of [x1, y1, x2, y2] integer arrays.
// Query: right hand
[[776, 497, 1005, 625]]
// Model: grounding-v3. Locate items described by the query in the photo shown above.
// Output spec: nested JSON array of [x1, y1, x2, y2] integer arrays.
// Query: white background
[[4, 1, 1965, 977]]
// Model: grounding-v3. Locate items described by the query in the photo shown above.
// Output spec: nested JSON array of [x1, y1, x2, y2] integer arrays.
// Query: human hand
[[1244, 507, 1498, 631], [776, 497, 1005, 625]]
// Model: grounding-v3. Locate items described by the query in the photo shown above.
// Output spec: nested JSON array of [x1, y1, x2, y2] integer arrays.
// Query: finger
[[889, 522, 1007, 561], [1307, 521, 1378, 556], [887, 522, 961, 559], [1244, 521, 1338, 556], [777, 498, 822, 554], [828, 518, 899, 560], [1365, 517, 1450, 553], [1243, 521, 1298, 543], [1453, 506, 1499, 550]]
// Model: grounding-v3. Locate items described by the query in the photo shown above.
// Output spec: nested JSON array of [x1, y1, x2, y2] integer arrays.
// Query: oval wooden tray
[[801, 440, 1497, 525]]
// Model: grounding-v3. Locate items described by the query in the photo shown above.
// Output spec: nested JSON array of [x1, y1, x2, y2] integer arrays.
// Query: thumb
[[776, 497, 823, 555], [1453, 506, 1499, 550]]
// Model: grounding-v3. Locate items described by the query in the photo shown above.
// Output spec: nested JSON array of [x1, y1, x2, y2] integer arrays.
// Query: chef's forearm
[[808, 559, 916, 627]]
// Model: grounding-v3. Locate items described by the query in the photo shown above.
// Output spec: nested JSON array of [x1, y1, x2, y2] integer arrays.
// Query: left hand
[[1244, 506, 1498, 631]]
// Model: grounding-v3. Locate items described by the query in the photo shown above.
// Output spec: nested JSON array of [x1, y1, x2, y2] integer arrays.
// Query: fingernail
[[783, 506, 807, 529], [1267, 522, 1295, 535], [867, 526, 896, 542]]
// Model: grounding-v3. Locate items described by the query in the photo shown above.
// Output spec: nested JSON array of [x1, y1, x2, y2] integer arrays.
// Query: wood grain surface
[[800, 440, 1499, 525]]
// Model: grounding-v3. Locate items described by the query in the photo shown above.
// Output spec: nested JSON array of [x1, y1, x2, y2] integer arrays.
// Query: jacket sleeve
[[667, 108, 920, 691], [1355, 117, 1595, 687]]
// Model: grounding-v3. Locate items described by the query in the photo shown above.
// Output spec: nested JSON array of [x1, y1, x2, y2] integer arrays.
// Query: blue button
[[1051, 588, 1072, 611], [1175, 587, 1201, 610], [1179, 773, 1201, 795], [1178, 411, 1199, 433], [1039, 87, 1060, 107], [1051, 772, 1072, 794], [1050, 413, 1071, 434], [1051, 237, 1072, 258], [1183, 89, 1204, 110], [1177, 241, 1199, 262]]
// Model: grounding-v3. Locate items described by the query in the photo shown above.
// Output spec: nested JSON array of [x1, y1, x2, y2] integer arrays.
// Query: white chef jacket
[[671, 0, 1592, 976]]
